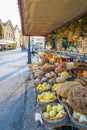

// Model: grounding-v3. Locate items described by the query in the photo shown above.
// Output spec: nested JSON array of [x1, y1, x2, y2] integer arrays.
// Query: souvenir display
[[29, 49, 87, 129]]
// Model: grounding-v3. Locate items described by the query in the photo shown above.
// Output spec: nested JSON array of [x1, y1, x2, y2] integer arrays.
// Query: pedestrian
[[21, 44, 24, 51], [32, 50, 35, 55]]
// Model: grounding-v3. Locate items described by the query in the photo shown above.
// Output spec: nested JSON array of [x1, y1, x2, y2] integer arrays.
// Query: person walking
[[21, 44, 24, 51]]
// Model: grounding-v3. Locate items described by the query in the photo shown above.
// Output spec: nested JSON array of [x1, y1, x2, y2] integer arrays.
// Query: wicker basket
[[40, 103, 69, 128], [37, 98, 58, 106], [35, 83, 51, 94], [68, 107, 87, 130], [35, 87, 51, 94], [37, 91, 58, 106]]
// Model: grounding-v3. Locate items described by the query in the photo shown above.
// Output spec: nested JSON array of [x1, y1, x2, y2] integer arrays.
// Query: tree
[[0, 30, 2, 39]]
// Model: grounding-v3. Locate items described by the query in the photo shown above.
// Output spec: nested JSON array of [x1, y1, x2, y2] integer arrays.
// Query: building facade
[[0, 19, 28, 48], [20, 31, 28, 47], [14, 25, 20, 47], [0, 19, 4, 39], [3, 20, 15, 41]]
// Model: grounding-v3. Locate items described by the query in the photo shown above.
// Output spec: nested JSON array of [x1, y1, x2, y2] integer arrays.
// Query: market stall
[[28, 52, 87, 130], [0, 39, 16, 50], [18, 0, 87, 129]]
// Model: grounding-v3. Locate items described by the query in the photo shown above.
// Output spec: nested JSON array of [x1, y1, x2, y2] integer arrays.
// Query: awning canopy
[[18, 0, 87, 36]]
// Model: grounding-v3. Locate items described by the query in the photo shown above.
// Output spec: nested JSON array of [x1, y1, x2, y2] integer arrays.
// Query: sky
[[0, 0, 21, 29]]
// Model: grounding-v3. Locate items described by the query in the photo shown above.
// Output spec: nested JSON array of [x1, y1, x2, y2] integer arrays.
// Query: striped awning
[[18, 0, 87, 36]]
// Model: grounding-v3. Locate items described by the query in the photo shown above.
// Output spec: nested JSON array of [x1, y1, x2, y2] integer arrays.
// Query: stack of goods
[[41, 63, 56, 73], [57, 81, 81, 104], [29, 51, 87, 129], [56, 77, 66, 83], [36, 82, 51, 93], [29, 63, 39, 70], [67, 85, 87, 129], [32, 70, 45, 85], [38, 52, 58, 62], [40, 57, 50, 66], [37, 91, 57, 105], [31, 57, 57, 85], [41, 103, 69, 128], [55, 66, 66, 74], [31, 55, 78, 87], [33, 70, 57, 85], [45, 71, 57, 85], [52, 84, 59, 91], [42, 104, 67, 119]]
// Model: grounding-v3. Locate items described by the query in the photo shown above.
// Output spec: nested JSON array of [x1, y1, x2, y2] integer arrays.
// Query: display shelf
[[57, 51, 87, 62], [31, 52, 87, 130]]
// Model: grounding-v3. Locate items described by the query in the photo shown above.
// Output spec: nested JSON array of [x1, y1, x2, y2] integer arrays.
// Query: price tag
[[35, 112, 43, 124]]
